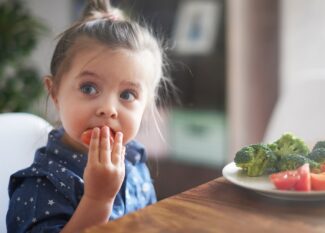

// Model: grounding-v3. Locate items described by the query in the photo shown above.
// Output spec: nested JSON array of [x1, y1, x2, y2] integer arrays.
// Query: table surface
[[84, 177, 325, 233]]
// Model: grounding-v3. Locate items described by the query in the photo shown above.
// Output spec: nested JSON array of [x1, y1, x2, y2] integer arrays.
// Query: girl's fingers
[[111, 132, 123, 165], [99, 126, 111, 164], [122, 146, 126, 158], [121, 146, 126, 165], [88, 127, 123, 166], [88, 127, 100, 164]]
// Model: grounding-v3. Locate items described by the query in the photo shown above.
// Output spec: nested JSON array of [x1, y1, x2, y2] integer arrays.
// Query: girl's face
[[47, 41, 155, 152]]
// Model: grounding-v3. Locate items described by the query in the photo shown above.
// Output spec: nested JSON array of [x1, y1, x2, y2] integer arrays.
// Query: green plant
[[0, 0, 47, 112]]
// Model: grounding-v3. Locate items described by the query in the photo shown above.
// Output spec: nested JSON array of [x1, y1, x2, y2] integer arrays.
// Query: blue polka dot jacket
[[6, 128, 156, 233]]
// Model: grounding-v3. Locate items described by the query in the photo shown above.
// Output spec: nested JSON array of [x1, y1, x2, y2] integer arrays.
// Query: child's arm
[[61, 127, 125, 232]]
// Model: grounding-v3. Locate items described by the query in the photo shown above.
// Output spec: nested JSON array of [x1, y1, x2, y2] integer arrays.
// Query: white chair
[[264, 76, 325, 147], [0, 113, 52, 232]]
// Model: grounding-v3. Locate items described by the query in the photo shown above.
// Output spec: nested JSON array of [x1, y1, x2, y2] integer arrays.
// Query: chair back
[[0, 113, 52, 232]]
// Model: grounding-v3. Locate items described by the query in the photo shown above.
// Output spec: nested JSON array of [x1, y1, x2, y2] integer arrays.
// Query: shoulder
[[8, 150, 83, 205], [125, 140, 147, 165]]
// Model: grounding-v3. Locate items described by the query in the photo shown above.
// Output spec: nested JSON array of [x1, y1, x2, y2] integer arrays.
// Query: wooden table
[[84, 177, 325, 233]]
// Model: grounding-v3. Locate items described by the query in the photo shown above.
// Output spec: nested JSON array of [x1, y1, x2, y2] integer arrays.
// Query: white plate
[[222, 162, 325, 201]]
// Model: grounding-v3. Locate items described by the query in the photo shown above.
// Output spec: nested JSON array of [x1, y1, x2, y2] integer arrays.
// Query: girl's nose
[[96, 101, 118, 119]]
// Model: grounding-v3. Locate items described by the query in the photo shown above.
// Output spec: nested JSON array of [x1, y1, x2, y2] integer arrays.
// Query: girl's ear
[[44, 76, 59, 108]]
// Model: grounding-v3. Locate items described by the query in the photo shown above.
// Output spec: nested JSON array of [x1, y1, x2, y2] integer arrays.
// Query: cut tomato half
[[311, 172, 325, 191], [294, 163, 311, 191], [269, 170, 300, 190]]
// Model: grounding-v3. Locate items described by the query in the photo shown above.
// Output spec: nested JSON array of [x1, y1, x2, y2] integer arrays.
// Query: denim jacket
[[7, 128, 156, 233]]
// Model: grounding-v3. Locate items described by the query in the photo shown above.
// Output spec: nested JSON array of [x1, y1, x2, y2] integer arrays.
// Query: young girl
[[6, 0, 172, 232]]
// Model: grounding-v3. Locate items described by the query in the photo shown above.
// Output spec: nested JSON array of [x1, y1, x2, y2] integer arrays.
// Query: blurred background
[[1, 0, 325, 200]]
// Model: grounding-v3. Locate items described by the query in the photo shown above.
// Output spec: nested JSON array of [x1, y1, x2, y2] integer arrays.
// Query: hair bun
[[82, 0, 125, 21]]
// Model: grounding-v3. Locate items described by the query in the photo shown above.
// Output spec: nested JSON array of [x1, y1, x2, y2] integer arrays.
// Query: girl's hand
[[83, 126, 125, 203]]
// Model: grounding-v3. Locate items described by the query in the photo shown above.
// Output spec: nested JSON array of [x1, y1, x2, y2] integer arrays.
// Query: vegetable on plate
[[310, 172, 325, 191], [269, 163, 325, 191], [234, 144, 277, 177]]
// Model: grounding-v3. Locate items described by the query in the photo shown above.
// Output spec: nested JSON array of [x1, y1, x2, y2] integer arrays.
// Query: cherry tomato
[[81, 128, 115, 146], [81, 129, 92, 145]]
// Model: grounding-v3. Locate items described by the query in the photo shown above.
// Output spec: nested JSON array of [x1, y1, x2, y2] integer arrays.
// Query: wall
[[227, 0, 325, 160], [25, 0, 73, 76], [226, 0, 279, 160], [281, 0, 325, 91], [22, 0, 73, 120]]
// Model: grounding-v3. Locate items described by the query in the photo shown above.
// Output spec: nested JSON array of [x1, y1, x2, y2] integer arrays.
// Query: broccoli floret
[[268, 133, 310, 158], [278, 154, 320, 172], [309, 148, 325, 163], [308, 148, 325, 173], [312, 141, 325, 151], [234, 144, 277, 177]]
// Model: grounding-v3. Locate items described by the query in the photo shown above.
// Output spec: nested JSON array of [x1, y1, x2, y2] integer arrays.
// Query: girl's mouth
[[81, 127, 116, 146]]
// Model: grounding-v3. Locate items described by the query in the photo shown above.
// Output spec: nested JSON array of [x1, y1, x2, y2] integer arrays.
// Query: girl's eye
[[120, 90, 136, 101], [80, 83, 98, 95]]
